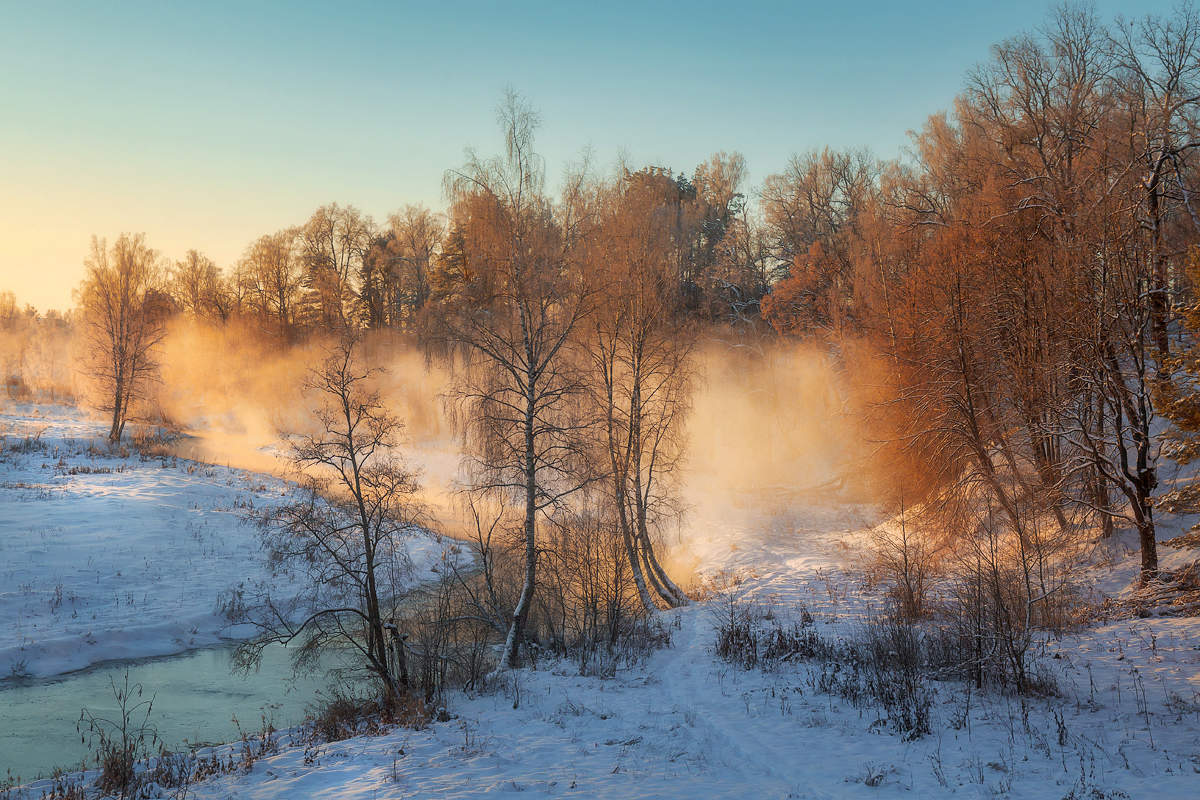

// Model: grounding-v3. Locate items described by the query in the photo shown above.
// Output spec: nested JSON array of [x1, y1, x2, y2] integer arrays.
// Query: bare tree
[[440, 92, 595, 668], [298, 203, 374, 329], [78, 233, 168, 442], [587, 173, 693, 611], [1065, 242, 1163, 577], [851, 5, 1176, 588], [389, 204, 444, 320], [759, 148, 878, 335], [170, 249, 227, 321], [361, 206, 446, 331], [227, 337, 424, 703], [239, 228, 303, 339], [1112, 5, 1200, 356], [760, 149, 876, 269]]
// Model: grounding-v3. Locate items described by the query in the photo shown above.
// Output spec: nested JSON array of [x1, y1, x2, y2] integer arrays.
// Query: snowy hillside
[[159, 498, 1197, 799], [0, 405, 447, 679]]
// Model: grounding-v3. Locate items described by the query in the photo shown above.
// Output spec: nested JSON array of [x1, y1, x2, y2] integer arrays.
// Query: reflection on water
[[0, 643, 348, 782]]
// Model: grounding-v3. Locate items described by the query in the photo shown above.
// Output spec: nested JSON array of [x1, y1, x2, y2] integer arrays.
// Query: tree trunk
[[501, 388, 538, 669], [629, 378, 687, 608], [109, 403, 123, 442], [637, 519, 688, 606], [1148, 171, 1171, 359], [387, 624, 409, 690], [1091, 392, 1115, 538], [109, 368, 125, 442], [1137, 518, 1159, 581], [618, 488, 656, 613], [605, 372, 656, 613]]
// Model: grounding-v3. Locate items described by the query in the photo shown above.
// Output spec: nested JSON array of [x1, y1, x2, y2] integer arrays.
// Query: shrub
[[713, 596, 932, 738], [76, 673, 159, 798]]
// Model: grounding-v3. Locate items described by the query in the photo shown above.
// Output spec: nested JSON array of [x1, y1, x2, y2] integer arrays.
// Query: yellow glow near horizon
[[0, 171, 372, 314]]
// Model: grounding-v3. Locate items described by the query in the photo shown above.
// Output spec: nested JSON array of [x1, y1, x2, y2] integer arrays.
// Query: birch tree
[[440, 92, 595, 668], [587, 170, 693, 611]]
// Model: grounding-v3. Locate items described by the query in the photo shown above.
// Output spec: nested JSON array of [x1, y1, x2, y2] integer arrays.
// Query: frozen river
[[0, 642, 342, 782]]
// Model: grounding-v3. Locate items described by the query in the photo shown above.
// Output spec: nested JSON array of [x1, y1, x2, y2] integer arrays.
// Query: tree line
[[761, 5, 1200, 585], [752, 4, 1200, 688]]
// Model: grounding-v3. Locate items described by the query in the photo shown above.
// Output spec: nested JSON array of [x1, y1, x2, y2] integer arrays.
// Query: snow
[[4, 403, 1200, 798], [0, 404, 447, 680], [109, 488, 1199, 799]]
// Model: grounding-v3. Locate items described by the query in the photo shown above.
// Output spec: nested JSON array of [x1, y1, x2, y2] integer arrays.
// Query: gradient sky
[[0, 0, 1178, 312]]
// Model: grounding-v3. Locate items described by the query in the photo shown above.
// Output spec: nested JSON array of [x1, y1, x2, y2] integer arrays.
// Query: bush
[[868, 509, 942, 619], [574, 613, 674, 677], [77, 674, 158, 798], [712, 596, 932, 738], [857, 615, 933, 737], [308, 685, 430, 743], [310, 688, 391, 742], [392, 502, 673, 700], [393, 558, 497, 707], [713, 599, 822, 670]]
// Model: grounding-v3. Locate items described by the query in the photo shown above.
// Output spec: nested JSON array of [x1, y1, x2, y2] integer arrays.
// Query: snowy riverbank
[[0, 404, 448, 680]]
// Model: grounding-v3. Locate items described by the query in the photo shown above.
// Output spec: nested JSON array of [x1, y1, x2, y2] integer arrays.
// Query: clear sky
[[0, 0, 1178, 312]]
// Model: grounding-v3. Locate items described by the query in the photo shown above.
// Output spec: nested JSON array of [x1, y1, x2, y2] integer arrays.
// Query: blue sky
[[0, 0, 1178, 311]]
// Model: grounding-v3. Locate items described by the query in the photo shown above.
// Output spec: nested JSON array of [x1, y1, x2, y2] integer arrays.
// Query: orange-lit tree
[[78, 233, 169, 442]]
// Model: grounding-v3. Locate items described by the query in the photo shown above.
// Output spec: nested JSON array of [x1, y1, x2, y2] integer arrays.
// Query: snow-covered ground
[[4, 404, 1199, 798], [0, 404, 447, 679], [30, 485, 1189, 799]]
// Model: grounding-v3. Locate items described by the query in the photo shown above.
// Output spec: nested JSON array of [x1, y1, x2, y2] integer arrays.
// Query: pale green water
[[0, 644, 348, 783]]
